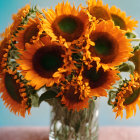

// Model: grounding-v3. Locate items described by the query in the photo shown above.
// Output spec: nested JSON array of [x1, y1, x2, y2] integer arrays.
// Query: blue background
[[0, 0, 140, 127]]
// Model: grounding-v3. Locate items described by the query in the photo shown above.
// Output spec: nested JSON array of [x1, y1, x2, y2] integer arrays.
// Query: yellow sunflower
[[57, 82, 90, 111], [0, 69, 31, 117], [17, 37, 69, 90], [79, 61, 120, 97], [88, 20, 133, 70], [130, 49, 140, 74], [113, 72, 140, 119], [87, 0, 111, 21], [109, 6, 138, 31], [14, 18, 41, 50], [41, 1, 89, 42]]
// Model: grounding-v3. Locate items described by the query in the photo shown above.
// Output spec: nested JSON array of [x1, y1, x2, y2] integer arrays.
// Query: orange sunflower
[[109, 6, 138, 31], [14, 18, 41, 50], [12, 4, 30, 33], [0, 69, 31, 117], [88, 20, 133, 70], [113, 72, 140, 119], [41, 1, 89, 42], [17, 37, 69, 90], [0, 4, 30, 39], [79, 61, 120, 97], [0, 25, 12, 40], [57, 82, 90, 111], [0, 38, 11, 73], [87, 0, 111, 21], [129, 49, 140, 74]]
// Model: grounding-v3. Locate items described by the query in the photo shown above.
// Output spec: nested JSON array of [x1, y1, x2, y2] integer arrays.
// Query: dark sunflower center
[[58, 17, 77, 34], [90, 32, 119, 63], [91, 6, 111, 20], [40, 53, 63, 71], [24, 23, 39, 44], [123, 88, 140, 105], [4, 73, 22, 103], [85, 68, 101, 82], [33, 46, 64, 78], [111, 14, 126, 30], [82, 65, 107, 88], [94, 36, 113, 55], [64, 86, 82, 103], [52, 15, 84, 42]]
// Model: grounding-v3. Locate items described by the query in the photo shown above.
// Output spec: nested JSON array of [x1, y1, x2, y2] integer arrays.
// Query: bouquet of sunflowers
[[0, 0, 140, 139]]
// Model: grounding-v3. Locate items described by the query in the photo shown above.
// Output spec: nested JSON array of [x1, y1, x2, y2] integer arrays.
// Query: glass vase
[[49, 99, 99, 140]]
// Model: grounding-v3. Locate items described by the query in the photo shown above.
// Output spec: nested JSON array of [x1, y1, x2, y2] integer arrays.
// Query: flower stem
[[130, 38, 140, 42]]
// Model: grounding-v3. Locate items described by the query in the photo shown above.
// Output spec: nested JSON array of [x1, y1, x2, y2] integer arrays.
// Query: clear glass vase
[[49, 99, 99, 140]]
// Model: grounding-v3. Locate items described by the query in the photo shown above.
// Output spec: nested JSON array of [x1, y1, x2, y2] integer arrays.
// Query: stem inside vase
[[49, 99, 99, 140]]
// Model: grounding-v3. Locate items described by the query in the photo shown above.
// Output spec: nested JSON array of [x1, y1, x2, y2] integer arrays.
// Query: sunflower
[[88, 20, 133, 70], [87, 0, 111, 21], [0, 4, 30, 39], [109, 6, 138, 31], [0, 69, 31, 117], [41, 1, 89, 42], [0, 37, 11, 73], [113, 72, 140, 119], [80, 61, 120, 97], [57, 82, 90, 111], [14, 18, 41, 50], [11, 4, 30, 35], [0, 25, 12, 40], [17, 37, 69, 90], [129, 49, 140, 74]]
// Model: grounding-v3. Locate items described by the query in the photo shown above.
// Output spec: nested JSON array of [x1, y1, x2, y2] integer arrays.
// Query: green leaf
[[30, 94, 39, 107], [133, 43, 140, 53], [74, 121, 81, 133], [108, 90, 117, 106], [72, 53, 83, 62], [125, 32, 136, 39], [39, 89, 58, 105], [118, 61, 135, 74]]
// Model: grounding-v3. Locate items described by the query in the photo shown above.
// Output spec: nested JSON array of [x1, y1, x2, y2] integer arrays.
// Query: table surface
[[0, 126, 139, 140]]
